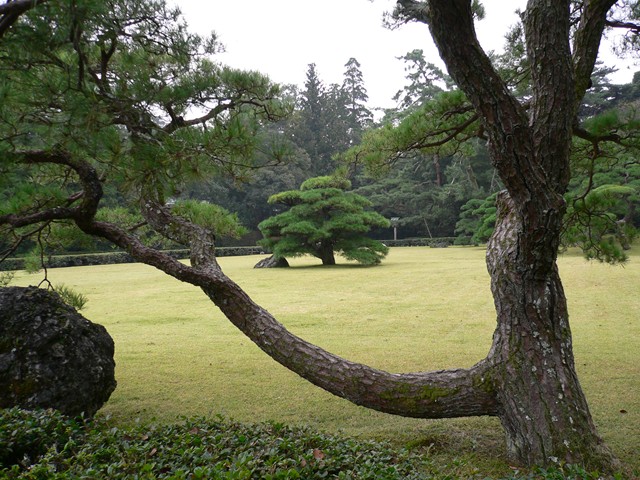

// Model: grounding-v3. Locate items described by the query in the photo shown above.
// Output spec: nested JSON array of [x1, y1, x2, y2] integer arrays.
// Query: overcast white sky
[[172, 0, 637, 110]]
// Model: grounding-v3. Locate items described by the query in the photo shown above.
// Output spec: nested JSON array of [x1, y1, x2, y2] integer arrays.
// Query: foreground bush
[[0, 408, 625, 479], [0, 408, 431, 479], [0, 408, 81, 469]]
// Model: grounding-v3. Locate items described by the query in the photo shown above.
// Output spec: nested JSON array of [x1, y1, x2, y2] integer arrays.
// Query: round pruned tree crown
[[258, 176, 390, 266]]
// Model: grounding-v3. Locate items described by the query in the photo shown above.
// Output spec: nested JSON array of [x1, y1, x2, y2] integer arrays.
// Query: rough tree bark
[[486, 193, 612, 466], [0, 0, 625, 472]]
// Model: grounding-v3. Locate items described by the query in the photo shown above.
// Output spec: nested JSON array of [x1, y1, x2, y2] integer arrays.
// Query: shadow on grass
[[280, 263, 392, 271]]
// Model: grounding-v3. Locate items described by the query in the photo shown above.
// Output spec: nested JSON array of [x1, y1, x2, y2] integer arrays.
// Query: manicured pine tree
[[258, 176, 390, 265]]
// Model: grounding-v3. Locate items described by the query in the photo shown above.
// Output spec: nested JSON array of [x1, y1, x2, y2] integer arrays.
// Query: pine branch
[[0, 0, 49, 38]]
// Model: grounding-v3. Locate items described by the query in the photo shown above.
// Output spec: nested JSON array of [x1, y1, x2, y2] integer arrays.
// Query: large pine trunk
[[486, 193, 614, 467]]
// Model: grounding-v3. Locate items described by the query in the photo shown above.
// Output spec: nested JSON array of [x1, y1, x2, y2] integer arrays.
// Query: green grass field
[[11, 246, 640, 475]]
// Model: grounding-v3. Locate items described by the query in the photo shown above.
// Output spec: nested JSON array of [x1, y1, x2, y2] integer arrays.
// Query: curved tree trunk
[[84, 201, 500, 420]]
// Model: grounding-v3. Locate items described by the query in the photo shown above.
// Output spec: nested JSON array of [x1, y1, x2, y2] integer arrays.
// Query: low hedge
[[0, 247, 265, 271], [382, 237, 475, 248], [0, 239, 478, 271]]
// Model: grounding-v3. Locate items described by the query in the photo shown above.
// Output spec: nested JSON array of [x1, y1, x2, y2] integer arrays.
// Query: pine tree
[[3, 1, 640, 471], [258, 176, 389, 265]]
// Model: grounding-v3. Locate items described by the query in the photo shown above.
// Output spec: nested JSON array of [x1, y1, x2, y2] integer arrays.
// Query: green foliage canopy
[[0, 0, 292, 266]]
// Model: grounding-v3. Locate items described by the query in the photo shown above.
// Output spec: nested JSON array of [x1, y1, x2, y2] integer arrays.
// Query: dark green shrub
[[382, 237, 458, 247], [0, 408, 84, 469], [1, 412, 431, 479]]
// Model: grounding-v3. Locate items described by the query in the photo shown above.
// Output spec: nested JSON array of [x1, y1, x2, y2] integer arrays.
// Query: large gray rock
[[0, 286, 116, 417]]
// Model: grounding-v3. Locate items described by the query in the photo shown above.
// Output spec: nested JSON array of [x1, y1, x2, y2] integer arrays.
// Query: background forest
[[167, 53, 640, 252], [2, 48, 639, 258], [185, 54, 499, 244]]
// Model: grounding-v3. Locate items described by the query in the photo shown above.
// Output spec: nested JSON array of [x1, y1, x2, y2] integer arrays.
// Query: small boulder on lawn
[[254, 255, 289, 268]]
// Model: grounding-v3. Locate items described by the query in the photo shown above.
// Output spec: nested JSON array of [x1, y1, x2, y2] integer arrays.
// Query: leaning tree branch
[[123, 205, 500, 420], [605, 18, 640, 33], [161, 100, 236, 134], [140, 198, 222, 273], [97, 207, 501, 418], [573, 0, 619, 106], [0, 222, 50, 263], [408, 112, 479, 151], [395, 0, 540, 205], [161, 94, 285, 135], [573, 123, 622, 149], [0, 150, 100, 228], [2, 147, 500, 419]]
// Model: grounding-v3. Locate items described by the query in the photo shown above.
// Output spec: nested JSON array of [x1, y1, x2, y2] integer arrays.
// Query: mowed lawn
[[11, 246, 640, 470]]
